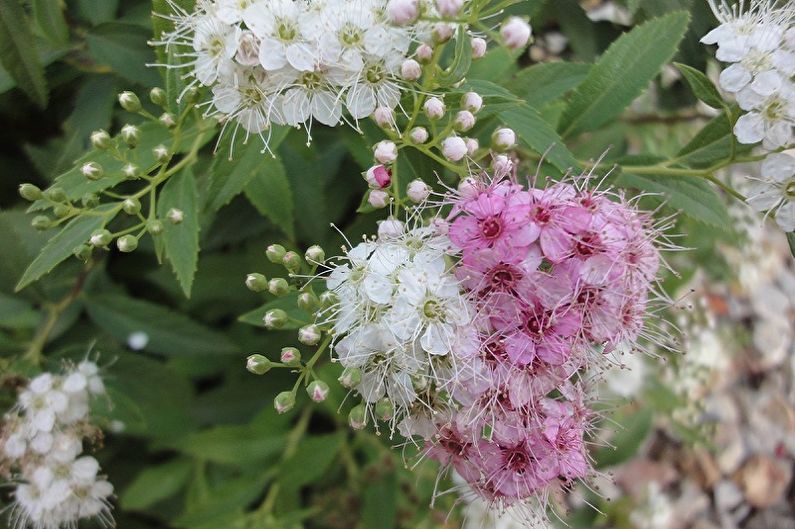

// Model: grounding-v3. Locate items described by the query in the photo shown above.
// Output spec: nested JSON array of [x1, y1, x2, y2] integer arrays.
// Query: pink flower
[[457, 247, 542, 297], [525, 184, 590, 262]]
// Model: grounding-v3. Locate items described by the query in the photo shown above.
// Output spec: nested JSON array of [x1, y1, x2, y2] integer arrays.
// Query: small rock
[[736, 455, 792, 509]]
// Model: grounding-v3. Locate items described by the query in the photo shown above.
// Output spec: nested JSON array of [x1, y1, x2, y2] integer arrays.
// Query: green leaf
[[615, 172, 731, 228], [31, 0, 68, 46], [16, 209, 111, 291], [158, 169, 200, 297], [77, 0, 118, 26], [86, 23, 160, 87], [559, 11, 691, 137], [787, 232, 795, 259], [207, 127, 290, 211], [594, 408, 653, 469], [121, 458, 194, 511], [498, 104, 579, 172], [674, 62, 725, 109], [361, 467, 398, 529], [675, 112, 748, 168], [243, 157, 294, 239], [85, 293, 238, 356], [166, 426, 285, 465], [238, 292, 311, 328], [0, 0, 48, 107], [280, 433, 344, 490], [437, 27, 471, 87], [0, 292, 39, 328], [510, 62, 591, 108]]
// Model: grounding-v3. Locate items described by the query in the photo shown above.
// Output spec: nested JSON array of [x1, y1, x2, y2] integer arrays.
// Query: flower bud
[[153, 144, 169, 163], [82, 193, 99, 208], [461, 92, 483, 113], [492, 127, 516, 151], [246, 354, 272, 375], [44, 187, 66, 202], [368, 189, 389, 209], [263, 309, 288, 329], [305, 245, 325, 264], [121, 124, 140, 148], [123, 163, 139, 179], [432, 23, 454, 43], [89, 229, 112, 247], [416, 43, 433, 63], [53, 204, 70, 218], [458, 177, 479, 199], [122, 197, 141, 216], [501, 17, 532, 49], [118, 91, 141, 112], [386, 0, 419, 25], [280, 347, 301, 365], [298, 324, 321, 346], [375, 398, 395, 421], [338, 367, 361, 388], [90, 130, 112, 150], [442, 136, 468, 162], [319, 290, 338, 309], [246, 273, 268, 292], [167, 208, 184, 224], [409, 126, 429, 144], [73, 244, 92, 261], [373, 106, 394, 129], [282, 250, 302, 273], [149, 87, 167, 107], [406, 179, 431, 203], [183, 87, 199, 104], [117, 235, 138, 253], [364, 164, 392, 188], [373, 140, 398, 164], [307, 380, 330, 402], [81, 162, 104, 180], [400, 59, 421, 81], [377, 217, 405, 240], [31, 215, 51, 231], [266, 244, 286, 263], [274, 391, 295, 414], [348, 404, 366, 430], [454, 110, 476, 132], [471, 37, 487, 59], [436, 0, 463, 17], [268, 277, 290, 296], [492, 154, 514, 177], [297, 291, 319, 312], [423, 97, 445, 120], [147, 219, 164, 235], [18, 183, 42, 201], [159, 113, 176, 128], [465, 137, 479, 156]]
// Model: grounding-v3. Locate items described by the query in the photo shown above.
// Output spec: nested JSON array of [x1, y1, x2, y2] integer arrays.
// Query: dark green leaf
[[559, 11, 691, 137], [280, 433, 344, 490], [675, 112, 748, 168], [594, 408, 653, 468], [121, 458, 194, 510], [498, 104, 579, 172], [165, 426, 285, 465], [510, 62, 591, 107], [86, 23, 160, 87], [361, 467, 398, 529], [158, 169, 200, 297], [0, 0, 48, 107], [238, 292, 311, 328], [85, 293, 238, 356], [243, 157, 294, 239], [437, 27, 471, 87], [674, 62, 725, 109], [31, 0, 68, 46], [77, 0, 118, 26]]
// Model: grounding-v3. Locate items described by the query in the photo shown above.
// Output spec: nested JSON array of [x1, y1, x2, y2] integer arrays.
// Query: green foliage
[[0, 0, 48, 107], [158, 169, 200, 296]]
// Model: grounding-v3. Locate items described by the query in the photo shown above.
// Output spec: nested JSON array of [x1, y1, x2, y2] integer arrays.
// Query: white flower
[[734, 73, 795, 149], [746, 152, 795, 231], [442, 136, 467, 162], [280, 67, 347, 127], [243, 0, 316, 71], [346, 54, 403, 119], [193, 14, 240, 85]]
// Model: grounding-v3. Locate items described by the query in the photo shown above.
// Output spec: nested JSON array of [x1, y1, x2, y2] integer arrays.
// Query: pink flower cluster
[[426, 175, 663, 508]]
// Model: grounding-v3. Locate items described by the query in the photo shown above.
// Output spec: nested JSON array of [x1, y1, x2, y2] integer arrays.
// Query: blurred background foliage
[[0, 0, 769, 528]]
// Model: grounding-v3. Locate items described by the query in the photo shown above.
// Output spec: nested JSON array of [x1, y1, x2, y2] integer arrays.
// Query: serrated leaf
[[158, 170, 200, 297], [207, 127, 290, 211], [0, 0, 48, 107], [559, 11, 691, 137], [121, 458, 194, 511], [498, 104, 579, 172], [86, 22, 160, 87], [510, 62, 591, 107], [238, 292, 311, 328], [31, 0, 68, 46], [674, 62, 724, 109], [85, 293, 238, 356], [615, 172, 731, 228], [280, 433, 344, 490], [594, 408, 653, 469], [675, 112, 749, 168], [243, 157, 294, 239], [437, 27, 471, 87], [16, 207, 112, 291]]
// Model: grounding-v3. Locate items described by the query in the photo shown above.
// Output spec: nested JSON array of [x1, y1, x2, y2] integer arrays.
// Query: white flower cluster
[[161, 0, 433, 146], [1, 363, 114, 529], [702, 0, 795, 149], [324, 219, 475, 423], [746, 151, 795, 231]]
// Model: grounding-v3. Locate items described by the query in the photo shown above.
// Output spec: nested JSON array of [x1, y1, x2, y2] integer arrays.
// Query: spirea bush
[[0, 0, 793, 528]]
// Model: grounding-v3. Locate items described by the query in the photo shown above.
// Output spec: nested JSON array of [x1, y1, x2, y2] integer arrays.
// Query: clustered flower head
[[314, 170, 666, 517], [0, 363, 113, 529], [157, 0, 531, 151], [746, 151, 795, 231], [701, 0, 795, 149]]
